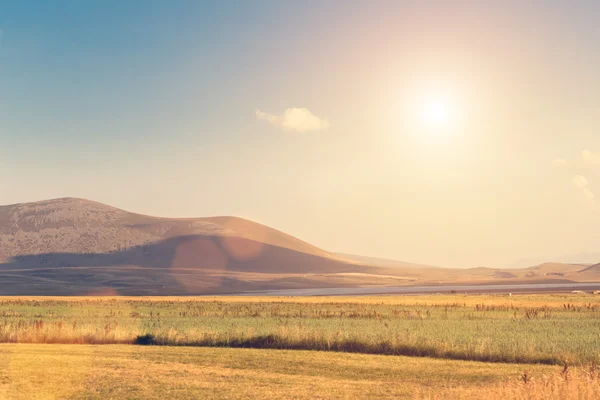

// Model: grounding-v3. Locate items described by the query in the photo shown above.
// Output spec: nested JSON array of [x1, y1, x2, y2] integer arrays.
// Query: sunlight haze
[[1, 1, 600, 268]]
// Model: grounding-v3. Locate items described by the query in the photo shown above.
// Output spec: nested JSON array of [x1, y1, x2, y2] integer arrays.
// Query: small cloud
[[583, 187, 596, 200], [552, 158, 567, 168], [572, 175, 596, 208], [556, 152, 599, 209], [572, 175, 589, 189], [579, 150, 600, 167], [256, 108, 330, 132]]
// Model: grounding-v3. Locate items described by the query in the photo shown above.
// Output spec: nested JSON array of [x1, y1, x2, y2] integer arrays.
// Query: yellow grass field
[[0, 294, 599, 399], [0, 293, 596, 307], [1, 344, 591, 400]]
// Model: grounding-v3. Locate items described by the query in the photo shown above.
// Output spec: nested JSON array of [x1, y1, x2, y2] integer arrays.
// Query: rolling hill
[[0, 198, 389, 294], [0, 198, 598, 295], [0, 198, 332, 260]]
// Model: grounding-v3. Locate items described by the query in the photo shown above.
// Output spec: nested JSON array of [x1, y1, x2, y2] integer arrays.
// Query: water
[[237, 282, 600, 296]]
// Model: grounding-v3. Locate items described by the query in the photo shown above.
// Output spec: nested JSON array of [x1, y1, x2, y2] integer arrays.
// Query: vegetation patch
[[0, 294, 598, 365]]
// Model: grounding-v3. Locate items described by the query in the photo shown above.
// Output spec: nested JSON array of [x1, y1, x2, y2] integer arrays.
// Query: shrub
[[134, 334, 155, 345]]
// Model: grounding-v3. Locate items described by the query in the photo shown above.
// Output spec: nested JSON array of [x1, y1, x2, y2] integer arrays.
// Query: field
[[0, 294, 599, 365], [2, 344, 600, 399], [0, 293, 599, 399]]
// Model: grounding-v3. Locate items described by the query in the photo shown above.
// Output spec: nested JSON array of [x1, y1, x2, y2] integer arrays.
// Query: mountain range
[[0, 198, 598, 295]]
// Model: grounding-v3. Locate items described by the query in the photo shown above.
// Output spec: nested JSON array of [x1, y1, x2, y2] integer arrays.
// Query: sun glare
[[421, 98, 450, 128], [409, 85, 467, 140]]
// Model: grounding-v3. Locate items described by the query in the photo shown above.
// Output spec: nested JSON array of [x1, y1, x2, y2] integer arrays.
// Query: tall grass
[[0, 294, 598, 364], [0, 322, 569, 364], [419, 365, 600, 399]]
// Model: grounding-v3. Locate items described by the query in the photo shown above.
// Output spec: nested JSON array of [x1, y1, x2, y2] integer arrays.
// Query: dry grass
[[0, 344, 561, 399], [0, 293, 597, 307], [1, 344, 597, 399], [0, 294, 598, 399], [419, 365, 600, 399], [0, 294, 598, 365]]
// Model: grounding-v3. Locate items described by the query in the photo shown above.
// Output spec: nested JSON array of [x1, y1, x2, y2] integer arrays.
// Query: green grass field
[[0, 294, 599, 365]]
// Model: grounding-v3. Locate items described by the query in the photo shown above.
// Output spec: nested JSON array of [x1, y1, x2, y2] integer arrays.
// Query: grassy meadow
[[2, 344, 599, 400], [0, 293, 599, 365]]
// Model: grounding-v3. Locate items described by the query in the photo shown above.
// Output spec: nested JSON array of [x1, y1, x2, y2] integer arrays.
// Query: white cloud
[[579, 150, 600, 167], [583, 187, 596, 200], [572, 175, 596, 208], [555, 152, 600, 209], [552, 158, 567, 168], [572, 175, 589, 189], [256, 108, 330, 132]]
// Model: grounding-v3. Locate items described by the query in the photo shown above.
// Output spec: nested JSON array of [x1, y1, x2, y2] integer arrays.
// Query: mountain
[[0, 198, 598, 295], [0, 198, 331, 261], [0, 198, 395, 295]]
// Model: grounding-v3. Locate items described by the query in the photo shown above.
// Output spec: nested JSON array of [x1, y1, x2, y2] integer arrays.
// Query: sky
[[1, 1, 600, 268]]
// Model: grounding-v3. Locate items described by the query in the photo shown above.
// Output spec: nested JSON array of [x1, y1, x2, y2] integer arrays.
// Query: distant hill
[[579, 263, 600, 273], [334, 253, 439, 269], [0, 198, 598, 295], [509, 254, 600, 269], [577, 263, 600, 280]]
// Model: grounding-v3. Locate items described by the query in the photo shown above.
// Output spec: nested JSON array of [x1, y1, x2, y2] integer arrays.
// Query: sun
[[418, 94, 455, 131], [421, 98, 450, 127], [392, 82, 467, 143]]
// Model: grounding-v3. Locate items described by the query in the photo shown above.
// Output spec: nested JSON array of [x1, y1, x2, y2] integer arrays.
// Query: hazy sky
[[1, 1, 600, 268]]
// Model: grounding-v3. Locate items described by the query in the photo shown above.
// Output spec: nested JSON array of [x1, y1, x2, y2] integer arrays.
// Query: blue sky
[[1, 1, 600, 267]]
